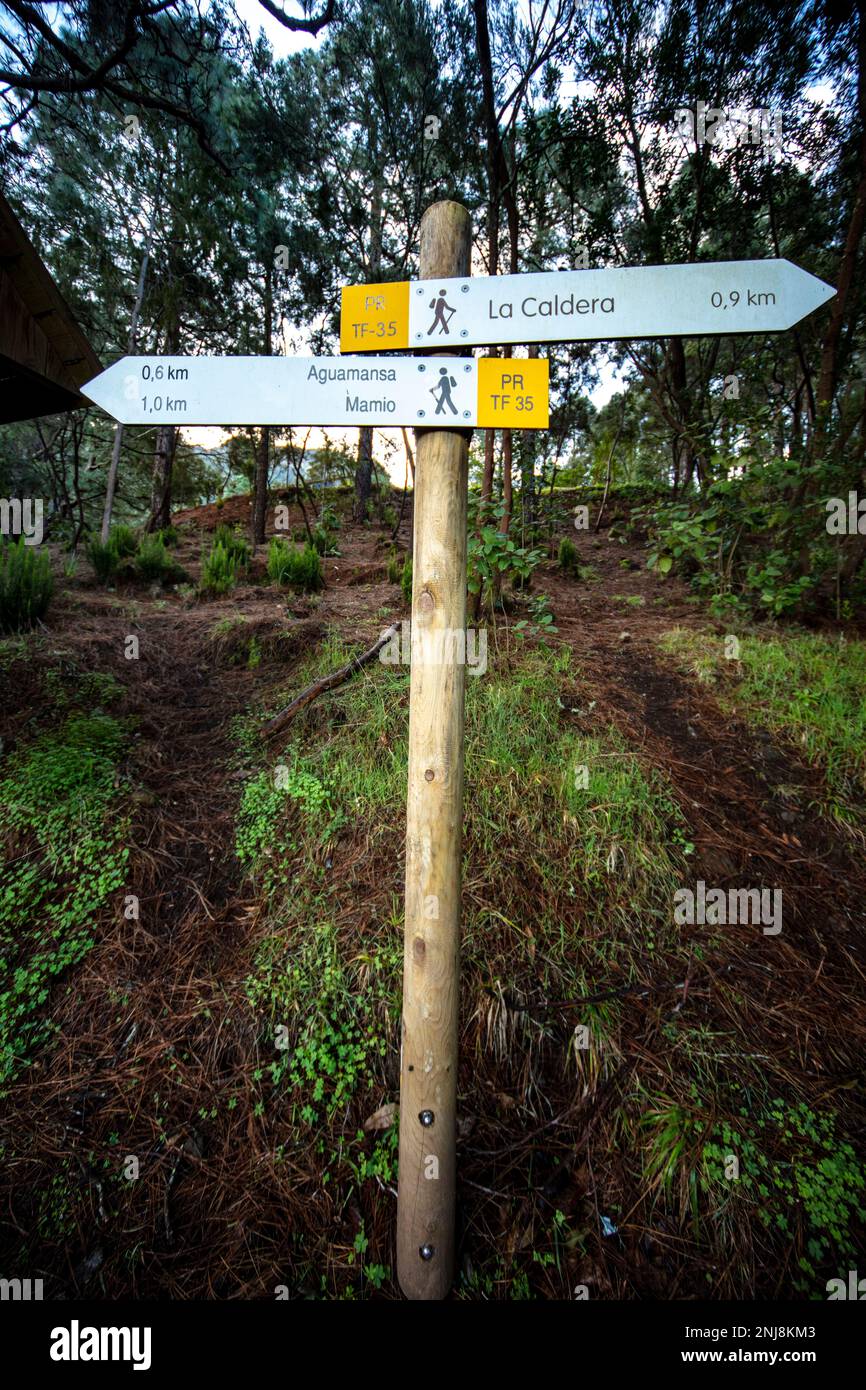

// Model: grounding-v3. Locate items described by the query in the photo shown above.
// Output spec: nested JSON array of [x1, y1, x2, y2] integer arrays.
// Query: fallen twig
[[259, 623, 400, 740]]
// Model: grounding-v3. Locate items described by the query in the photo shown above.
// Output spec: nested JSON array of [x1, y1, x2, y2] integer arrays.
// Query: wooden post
[[396, 200, 472, 1300]]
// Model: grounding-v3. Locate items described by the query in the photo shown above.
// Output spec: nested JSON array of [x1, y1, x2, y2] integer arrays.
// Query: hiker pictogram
[[428, 288, 456, 335], [430, 366, 458, 415]]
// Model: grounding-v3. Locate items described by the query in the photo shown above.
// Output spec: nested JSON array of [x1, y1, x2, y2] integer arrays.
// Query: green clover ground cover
[[0, 710, 130, 1081]]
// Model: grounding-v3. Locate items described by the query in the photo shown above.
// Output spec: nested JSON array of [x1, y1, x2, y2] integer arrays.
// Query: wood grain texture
[[396, 200, 472, 1300]]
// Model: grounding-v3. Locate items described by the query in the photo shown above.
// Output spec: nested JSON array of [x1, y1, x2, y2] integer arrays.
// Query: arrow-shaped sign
[[340, 259, 836, 352], [81, 354, 549, 429]]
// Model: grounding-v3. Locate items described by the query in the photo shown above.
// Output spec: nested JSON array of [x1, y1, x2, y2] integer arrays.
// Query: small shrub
[[88, 525, 141, 585], [558, 537, 580, 574], [156, 525, 179, 548], [0, 538, 53, 632], [293, 543, 323, 593], [401, 553, 413, 605], [212, 524, 250, 569], [513, 592, 558, 641], [200, 539, 241, 595], [267, 538, 323, 592], [387, 549, 402, 585], [319, 503, 341, 533], [467, 519, 544, 608], [110, 524, 138, 557], [88, 538, 119, 584], [311, 525, 339, 556], [135, 534, 172, 581], [309, 504, 340, 556]]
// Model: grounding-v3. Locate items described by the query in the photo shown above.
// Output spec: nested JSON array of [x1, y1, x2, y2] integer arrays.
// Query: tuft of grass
[[199, 524, 250, 596], [557, 536, 580, 574], [87, 538, 118, 584], [88, 525, 139, 586], [311, 525, 340, 557], [212, 524, 250, 569], [267, 538, 323, 592], [386, 549, 402, 585], [400, 552, 413, 605], [135, 534, 172, 582], [0, 538, 53, 632], [660, 626, 866, 822], [109, 524, 138, 557], [200, 539, 242, 596]]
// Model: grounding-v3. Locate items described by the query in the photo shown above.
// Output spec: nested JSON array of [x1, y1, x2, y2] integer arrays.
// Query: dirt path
[[542, 524, 866, 1123], [546, 525, 866, 941]]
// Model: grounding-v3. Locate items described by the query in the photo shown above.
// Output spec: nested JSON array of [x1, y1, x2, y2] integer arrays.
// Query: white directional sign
[[341, 259, 835, 352], [81, 354, 549, 429]]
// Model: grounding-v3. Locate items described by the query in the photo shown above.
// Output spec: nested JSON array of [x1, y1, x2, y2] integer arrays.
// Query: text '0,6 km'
[[340, 259, 836, 351], [81, 355, 550, 429]]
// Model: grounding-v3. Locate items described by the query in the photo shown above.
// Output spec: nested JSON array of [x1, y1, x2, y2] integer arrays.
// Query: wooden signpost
[[393, 201, 472, 1301]]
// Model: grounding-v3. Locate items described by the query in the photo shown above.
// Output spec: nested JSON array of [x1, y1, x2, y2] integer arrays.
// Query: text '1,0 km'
[[340, 259, 836, 351], [81, 355, 549, 429]]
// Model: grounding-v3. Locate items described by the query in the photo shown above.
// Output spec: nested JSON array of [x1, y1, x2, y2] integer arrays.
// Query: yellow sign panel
[[340, 281, 410, 352], [476, 357, 549, 429]]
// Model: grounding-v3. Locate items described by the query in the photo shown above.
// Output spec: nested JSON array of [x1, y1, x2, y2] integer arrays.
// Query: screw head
[[416, 287, 425, 296], [417, 410, 425, 418], [461, 284, 469, 293], [419, 1244, 435, 1261], [463, 411, 471, 419], [415, 333, 423, 340], [418, 363, 426, 372], [460, 329, 468, 338], [463, 364, 472, 372], [419, 1109, 434, 1127]]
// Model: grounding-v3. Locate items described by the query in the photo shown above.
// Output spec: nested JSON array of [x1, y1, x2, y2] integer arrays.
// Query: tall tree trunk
[[499, 426, 513, 535], [354, 425, 374, 522], [395, 426, 415, 545], [814, 1, 866, 450], [520, 344, 540, 537], [148, 425, 176, 532], [101, 215, 153, 541], [668, 336, 703, 492], [498, 129, 520, 537], [354, 161, 383, 522], [70, 415, 86, 548], [474, 0, 505, 527], [251, 262, 274, 545], [147, 221, 179, 533]]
